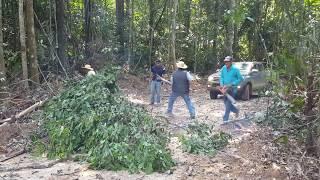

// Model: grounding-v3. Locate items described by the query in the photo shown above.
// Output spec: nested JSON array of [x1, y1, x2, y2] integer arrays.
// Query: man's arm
[[219, 68, 224, 86], [232, 68, 243, 86], [186, 71, 193, 81]]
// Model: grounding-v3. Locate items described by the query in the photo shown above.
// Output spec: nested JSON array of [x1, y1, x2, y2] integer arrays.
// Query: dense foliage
[[2, 0, 319, 77], [180, 122, 231, 155], [39, 68, 174, 173]]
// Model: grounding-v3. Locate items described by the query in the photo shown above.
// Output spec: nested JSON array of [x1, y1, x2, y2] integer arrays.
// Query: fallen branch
[[0, 99, 47, 124], [0, 149, 26, 162], [51, 166, 89, 176], [218, 151, 250, 165], [0, 159, 61, 172]]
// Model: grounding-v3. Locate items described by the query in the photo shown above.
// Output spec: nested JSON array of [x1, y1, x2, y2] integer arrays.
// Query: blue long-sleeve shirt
[[219, 65, 243, 87]]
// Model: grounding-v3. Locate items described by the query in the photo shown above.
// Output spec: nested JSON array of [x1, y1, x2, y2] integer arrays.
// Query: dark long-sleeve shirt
[[151, 65, 166, 81]]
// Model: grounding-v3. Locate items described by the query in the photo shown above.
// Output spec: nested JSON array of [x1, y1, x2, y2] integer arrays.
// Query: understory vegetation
[[36, 68, 174, 173], [180, 123, 231, 155]]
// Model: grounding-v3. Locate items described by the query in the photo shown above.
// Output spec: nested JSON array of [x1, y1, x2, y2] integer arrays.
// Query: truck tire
[[210, 89, 218, 99], [241, 84, 251, 101]]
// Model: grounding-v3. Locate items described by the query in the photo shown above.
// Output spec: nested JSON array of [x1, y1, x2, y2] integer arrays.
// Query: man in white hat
[[166, 61, 195, 119], [82, 64, 96, 76], [219, 56, 243, 123]]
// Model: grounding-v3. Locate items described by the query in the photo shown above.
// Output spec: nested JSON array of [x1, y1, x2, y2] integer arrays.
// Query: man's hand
[[218, 86, 228, 95]]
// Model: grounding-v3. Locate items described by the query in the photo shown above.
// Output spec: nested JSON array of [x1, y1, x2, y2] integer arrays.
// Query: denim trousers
[[150, 80, 161, 104], [223, 89, 239, 122], [167, 92, 195, 117]]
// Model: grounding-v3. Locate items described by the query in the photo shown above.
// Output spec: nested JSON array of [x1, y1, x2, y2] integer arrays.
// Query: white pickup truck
[[207, 62, 271, 100]]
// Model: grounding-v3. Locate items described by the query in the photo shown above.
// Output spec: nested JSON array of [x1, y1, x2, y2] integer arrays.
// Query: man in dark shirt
[[150, 59, 166, 105], [166, 61, 195, 119]]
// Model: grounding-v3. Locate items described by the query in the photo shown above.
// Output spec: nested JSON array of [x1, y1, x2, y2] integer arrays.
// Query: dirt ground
[[0, 74, 289, 180]]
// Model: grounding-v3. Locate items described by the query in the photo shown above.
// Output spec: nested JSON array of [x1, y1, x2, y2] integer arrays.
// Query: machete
[[156, 74, 172, 85], [218, 86, 239, 110]]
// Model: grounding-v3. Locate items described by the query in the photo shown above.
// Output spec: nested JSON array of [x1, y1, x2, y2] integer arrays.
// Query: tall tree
[[84, 0, 92, 58], [224, 0, 235, 57], [25, 0, 40, 85], [116, 0, 125, 59], [56, 0, 69, 71], [19, 0, 28, 89], [0, 0, 5, 84], [203, 0, 222, 67], [170, 0, 178, 66], [148, 0, 155, 66], [126, 0, 133, 66], [184, 0, 191, 34]]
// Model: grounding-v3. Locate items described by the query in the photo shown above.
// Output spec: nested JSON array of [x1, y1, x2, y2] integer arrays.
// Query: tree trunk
[[224, 0, 235, 57], [0, 0, 5, 84], [304, 73, 319, 156], [148, 0, 155, 67], [126, 0, 133, 67], [170, 0, 178, 66], [116, 0, 125, 59], [49, 0, 55, 64], [184, 0, 191, 34], [56, 0, 69, 71], [203, 0, 222, 69], [19, 0, 28, 89], [84, 0, 92, 58], [25, 0, 40, 85], [0, 0, 7, 99]]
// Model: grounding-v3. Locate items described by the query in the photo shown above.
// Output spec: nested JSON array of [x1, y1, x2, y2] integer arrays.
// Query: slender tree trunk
[[203, 0, 222, 69], [224, 0, 235, 57], [148, 0, 155, 67], [84, 0, 92, 59], [19, 0, 28, 89], [0, 0, 5, 83], [184, 0, 191, 34], [49, 0, 55, 64], [170, 0, 178, 66], [56, 0, 69, 71], [0, 0, 7, 99], [25, 0, 40, 85], [304, 73, 318, 156], [116, 0, 125, 59], [126, 0, 133, 67]]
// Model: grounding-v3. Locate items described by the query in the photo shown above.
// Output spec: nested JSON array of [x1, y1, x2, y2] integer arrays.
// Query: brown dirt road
[[0, 74, 287, 180]]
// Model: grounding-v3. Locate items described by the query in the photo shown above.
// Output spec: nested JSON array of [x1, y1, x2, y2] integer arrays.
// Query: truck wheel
[[241, 84, 251, 101], [210, 89, 218, 99]]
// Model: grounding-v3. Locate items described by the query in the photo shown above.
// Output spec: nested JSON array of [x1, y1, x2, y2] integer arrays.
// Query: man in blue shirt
[[219, 56, 243, 123], [150, 59, 166, 105]]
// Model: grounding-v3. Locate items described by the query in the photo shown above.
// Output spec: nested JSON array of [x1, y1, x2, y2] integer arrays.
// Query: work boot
[[235, 110, 240, 119], [165, 112, 174, 117]]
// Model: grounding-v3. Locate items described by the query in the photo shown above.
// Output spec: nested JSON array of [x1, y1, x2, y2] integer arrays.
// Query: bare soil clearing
[[0, 74, 288, 179]]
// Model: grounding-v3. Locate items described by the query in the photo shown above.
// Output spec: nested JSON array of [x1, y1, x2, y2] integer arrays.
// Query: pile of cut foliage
[[180, 122, 231, 155], [36, 67, 174, 173]]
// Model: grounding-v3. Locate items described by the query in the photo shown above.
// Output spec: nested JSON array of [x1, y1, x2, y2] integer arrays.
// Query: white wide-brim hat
[[176, 61, 188, 69], [82, 64, 94, 70]]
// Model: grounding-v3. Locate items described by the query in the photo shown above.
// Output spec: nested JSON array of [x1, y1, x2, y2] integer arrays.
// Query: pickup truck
[[207, 62, 271, 100]]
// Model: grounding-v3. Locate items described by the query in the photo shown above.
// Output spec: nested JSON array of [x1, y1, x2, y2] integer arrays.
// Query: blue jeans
[[167, 92, 195, 118], [150, 80, 161, 104], [223, 89, 239, 122]]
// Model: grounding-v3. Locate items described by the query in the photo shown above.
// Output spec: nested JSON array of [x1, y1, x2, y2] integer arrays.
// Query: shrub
[[38, 67, 174, 173]]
